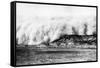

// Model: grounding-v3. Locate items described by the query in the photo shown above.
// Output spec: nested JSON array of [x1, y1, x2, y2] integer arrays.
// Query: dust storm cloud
[[16, 3, 96, 45]]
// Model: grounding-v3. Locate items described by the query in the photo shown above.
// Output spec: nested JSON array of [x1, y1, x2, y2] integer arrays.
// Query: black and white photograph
[[11, 1, 97, 66]]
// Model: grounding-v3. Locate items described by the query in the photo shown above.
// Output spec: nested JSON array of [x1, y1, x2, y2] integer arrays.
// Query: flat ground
[[16, 45, 97, 65]]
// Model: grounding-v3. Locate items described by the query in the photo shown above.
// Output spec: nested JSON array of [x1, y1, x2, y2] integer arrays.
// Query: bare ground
[[16, 45, 96, 65]]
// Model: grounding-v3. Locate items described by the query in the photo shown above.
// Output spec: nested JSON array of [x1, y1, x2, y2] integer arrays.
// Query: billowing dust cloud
[[16, 16, 96, 45], [16, 3, 96, 45]]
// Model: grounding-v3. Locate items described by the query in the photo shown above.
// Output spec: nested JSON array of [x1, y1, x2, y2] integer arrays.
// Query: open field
[[16, 34, 97, 65], [16, 45, 96, 65]]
